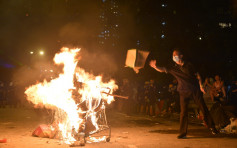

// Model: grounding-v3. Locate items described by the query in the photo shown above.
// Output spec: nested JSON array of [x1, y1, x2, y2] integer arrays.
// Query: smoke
[[77, 49, 118, 79], [57, 1, 101, 49], [56, 1, 118, 78], [2, 1, 141, 83], [58, 21, 100, 51], [12, 48, 118, 88], [12, 60, 59, 87]]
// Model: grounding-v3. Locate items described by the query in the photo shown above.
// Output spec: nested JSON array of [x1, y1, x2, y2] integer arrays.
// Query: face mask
[[173, 56, 180, 62]]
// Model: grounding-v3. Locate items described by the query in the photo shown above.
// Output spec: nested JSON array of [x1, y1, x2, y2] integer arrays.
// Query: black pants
[[179, 89, 215, 135]]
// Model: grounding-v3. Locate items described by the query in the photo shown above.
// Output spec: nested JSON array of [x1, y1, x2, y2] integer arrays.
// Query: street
[[0, 107, 237, 148]]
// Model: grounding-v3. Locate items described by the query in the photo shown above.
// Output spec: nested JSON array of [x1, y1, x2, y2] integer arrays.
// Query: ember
[[25, 47, 118, 145]]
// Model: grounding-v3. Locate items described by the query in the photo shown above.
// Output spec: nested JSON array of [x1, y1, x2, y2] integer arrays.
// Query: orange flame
[[25, 47, 118, 143]]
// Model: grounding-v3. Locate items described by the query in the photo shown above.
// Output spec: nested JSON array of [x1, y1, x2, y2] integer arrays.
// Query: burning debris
[[25, 47, 118, 145]]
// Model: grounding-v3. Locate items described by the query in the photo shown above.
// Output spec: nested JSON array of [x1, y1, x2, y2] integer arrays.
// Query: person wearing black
[[149, 49, 218, 139]]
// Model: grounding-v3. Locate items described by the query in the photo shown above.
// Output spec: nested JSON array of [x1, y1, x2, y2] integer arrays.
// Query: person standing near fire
[[149, 48, 218, 139], [117, 78, 133, 113]]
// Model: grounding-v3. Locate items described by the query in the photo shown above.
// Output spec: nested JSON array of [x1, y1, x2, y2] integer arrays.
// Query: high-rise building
[[98, 0, 120, 50]]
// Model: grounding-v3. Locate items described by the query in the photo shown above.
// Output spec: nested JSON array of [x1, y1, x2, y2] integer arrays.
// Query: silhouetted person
[[150, 48, 218, 139]]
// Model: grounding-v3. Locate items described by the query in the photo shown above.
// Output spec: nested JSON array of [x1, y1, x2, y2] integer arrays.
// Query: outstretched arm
[[149, 60, 167, 73]]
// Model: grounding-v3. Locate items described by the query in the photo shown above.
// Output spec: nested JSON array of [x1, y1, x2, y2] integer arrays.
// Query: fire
[[25, 47, 118, 144]]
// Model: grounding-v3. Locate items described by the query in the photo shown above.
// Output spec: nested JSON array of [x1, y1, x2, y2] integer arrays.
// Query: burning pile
[[25, 47, 118, 144]]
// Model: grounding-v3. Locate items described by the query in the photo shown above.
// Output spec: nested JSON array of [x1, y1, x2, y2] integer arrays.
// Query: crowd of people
[[114, 75, 237, 127], [1, 75, 236, 113], [113, 78, 176, 116], [0, 80, 26, 108], [1, 75, 237, 115], [202, 75, 237, 105]]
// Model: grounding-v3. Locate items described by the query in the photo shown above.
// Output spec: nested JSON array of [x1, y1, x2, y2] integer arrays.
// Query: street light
[[39, 51, 44, 55]]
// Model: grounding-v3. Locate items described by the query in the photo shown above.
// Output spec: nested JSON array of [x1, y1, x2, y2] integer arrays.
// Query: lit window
[[161, 4, 167, 7], [137, 40, 140, 45], [219, 22, 232, 28]]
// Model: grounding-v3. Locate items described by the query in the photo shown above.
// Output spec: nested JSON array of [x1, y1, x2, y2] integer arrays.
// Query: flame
[[25, 47, 118, 144]]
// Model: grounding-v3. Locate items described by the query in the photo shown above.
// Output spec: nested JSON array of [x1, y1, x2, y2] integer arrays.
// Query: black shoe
[[177, 133, 187, 139], [209, 127, 219, 135]]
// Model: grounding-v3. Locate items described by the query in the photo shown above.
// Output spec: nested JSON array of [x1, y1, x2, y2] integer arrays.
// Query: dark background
[[0, 0, 236, 84]]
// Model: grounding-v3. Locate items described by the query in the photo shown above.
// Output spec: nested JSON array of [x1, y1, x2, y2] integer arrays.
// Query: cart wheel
[[106, 137, 110, 142]]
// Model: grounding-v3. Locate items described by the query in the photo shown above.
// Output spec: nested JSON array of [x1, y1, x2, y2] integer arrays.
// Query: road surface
[[0, 107, 237, 148]]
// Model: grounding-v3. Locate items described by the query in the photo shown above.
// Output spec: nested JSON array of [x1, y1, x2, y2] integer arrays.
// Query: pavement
[[0, 107, 237, 148]]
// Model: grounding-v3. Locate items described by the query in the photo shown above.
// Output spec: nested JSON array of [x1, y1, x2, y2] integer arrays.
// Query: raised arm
[[149, 60, 167, 73]]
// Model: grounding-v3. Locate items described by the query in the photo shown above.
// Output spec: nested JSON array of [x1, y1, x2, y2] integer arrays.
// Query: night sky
[[0, 0, 236, 83]]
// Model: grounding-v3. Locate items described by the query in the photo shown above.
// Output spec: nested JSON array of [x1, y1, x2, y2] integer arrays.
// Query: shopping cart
[[70, 87, 127, 146]]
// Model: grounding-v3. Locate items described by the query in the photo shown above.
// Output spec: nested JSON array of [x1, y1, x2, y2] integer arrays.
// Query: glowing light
[[136, 40, 140, 46], [30, 51, 34, 54], [219, 22, 232, 28], [161, 4, 167, 7], [199, 37, 202, 40], [39, 51, 44, 55]]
